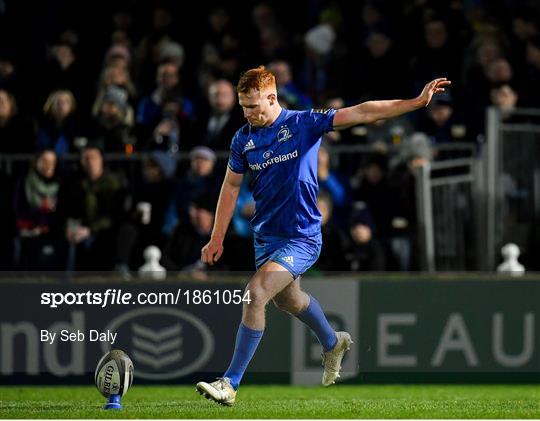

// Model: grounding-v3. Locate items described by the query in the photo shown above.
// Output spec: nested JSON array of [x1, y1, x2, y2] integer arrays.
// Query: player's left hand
[[418, 78, 452, 107]]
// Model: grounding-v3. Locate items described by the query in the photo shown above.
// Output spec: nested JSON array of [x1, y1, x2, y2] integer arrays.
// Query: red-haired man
[[196, 66, 450, 405]]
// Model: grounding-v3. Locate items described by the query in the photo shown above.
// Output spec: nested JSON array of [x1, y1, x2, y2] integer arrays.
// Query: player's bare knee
[[272, 295, 303, 314], [245, 283, 270, 309], [272, 296, 287, 311]]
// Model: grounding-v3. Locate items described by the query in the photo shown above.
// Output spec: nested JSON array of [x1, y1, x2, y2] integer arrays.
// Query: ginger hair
[[236, 66, 276, 94]]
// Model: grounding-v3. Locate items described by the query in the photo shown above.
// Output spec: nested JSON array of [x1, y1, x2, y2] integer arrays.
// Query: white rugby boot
[[196, 377, 237, 406], [321, 331, 353, 386]]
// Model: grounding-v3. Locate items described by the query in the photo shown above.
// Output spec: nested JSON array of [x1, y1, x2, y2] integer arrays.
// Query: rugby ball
[[95, 349, 134, 397]]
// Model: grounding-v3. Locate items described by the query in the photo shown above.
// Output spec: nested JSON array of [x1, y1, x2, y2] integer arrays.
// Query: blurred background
[[0, 0, 539, 275], [0, 0, 538, 389]]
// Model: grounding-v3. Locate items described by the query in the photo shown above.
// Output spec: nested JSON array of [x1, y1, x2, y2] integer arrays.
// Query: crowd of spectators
[[0, 0, 538, 275]]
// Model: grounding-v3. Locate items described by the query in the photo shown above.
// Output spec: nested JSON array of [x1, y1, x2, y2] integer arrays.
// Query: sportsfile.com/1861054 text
[[40, 289, 251, 308]]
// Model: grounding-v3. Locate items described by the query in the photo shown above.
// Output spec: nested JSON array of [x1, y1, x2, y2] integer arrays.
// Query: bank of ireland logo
[[277, 125, 292, 142], [103, 307, 214, 380], [263, 150, 273, 159]]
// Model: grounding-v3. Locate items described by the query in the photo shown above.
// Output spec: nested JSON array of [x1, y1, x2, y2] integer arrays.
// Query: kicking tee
[[228, 108, 336, 238]]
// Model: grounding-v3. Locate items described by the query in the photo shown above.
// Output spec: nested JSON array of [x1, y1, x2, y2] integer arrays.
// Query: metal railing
[[0, 141, 480, 272], [0, 142, 477, 176], [485, 107, 540, 271], [415, 157, 482, 272]]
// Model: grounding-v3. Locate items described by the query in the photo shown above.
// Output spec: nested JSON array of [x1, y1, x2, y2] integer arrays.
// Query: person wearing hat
[[90, 86, 136, 152], [161, 146, 220, 238]]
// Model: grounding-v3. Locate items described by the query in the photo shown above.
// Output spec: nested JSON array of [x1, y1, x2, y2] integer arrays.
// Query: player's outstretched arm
[[201, 168, 244, 265], [333, 78, 451, 130]]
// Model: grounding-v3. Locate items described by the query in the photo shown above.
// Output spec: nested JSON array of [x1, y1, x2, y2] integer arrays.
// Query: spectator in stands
[[57, 145, 130, 271], [411, 18, 461, 91], [352, 153, 416, 270], [267, 60, 312, 110], [92, 60, 136, 124], [510, 9, 539, 77], [36, 90, 79, 156], [146, 102, 181, 153], [0, 89, 35, 153], [463, 35, 505, 94], [365, 116, 414, 149], [351, 26, 410, 102], [388, 132, 433, 271], [416, 91, 466, 143], [490, 84, 519, 117], [134, 5, 181, 93], [317, 144, 349, 227], [90, 86, 136, 152], [344, 202, 386, 271], [162, 192, 219, 272], [466, 57, 518, 137], [251, 2, 291, 63], [485, 57, 515, 87], [0, 53, 23, 103], [162, 146, 221, 237], [43, 37, 87, 112], [199, 8, 244, 87], [302, 6, 345, 101], [144, 94, 196, 153], [314, 191, 347, 271], [198, 79, 244, 151], [351, 153, 394, 252], [118, 151, 177, 270], [135, 151, 177, 234], [13, 150, 63, 270], [108, 7, 136, 49], [136, 61, 195, 141], [0, 1, 537, 276]]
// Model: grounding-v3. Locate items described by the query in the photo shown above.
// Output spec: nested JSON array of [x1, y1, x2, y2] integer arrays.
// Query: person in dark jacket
[[57, 145, 129, 271]]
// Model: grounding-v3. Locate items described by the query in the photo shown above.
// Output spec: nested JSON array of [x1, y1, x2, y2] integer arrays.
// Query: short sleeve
[[301, 108, 337, 136], [227, 131, 248, 174]]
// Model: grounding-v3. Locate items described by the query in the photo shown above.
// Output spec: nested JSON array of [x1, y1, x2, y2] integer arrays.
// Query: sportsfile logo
[[249, 149, 298, 171]]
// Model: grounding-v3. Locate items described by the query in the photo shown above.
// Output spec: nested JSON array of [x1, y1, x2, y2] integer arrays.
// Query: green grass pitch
[[0, 385, 538, 418]]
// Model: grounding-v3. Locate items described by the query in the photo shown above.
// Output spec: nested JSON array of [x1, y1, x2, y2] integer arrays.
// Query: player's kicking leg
[[273, 278, 353, 386], [196, 262, 293, 406]]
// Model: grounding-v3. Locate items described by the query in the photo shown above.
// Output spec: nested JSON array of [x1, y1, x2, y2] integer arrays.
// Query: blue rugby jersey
[[228, 108, 336, 237]]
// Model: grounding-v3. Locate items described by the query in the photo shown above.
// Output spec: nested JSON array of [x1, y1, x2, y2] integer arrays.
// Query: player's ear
[[268, 92, 276, 105]]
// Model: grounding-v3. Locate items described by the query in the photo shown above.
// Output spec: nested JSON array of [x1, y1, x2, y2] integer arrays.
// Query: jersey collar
[[267, 108, 287, 129]]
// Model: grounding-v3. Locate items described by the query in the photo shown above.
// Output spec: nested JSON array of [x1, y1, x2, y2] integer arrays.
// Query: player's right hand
[[201, 238, 224, 265]]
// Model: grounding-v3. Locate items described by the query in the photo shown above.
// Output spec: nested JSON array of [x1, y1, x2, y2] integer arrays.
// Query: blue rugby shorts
[[254, 233, 322, 278]]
